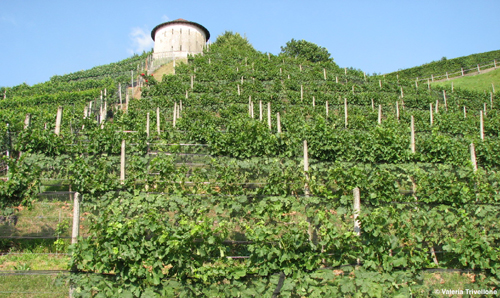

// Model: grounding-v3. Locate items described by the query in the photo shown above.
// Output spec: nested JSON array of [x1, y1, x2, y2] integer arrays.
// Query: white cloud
[[161, 15, 170, 22], [128, 27, 154, 54]]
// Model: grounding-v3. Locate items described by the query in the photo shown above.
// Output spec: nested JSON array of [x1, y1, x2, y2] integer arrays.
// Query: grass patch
[[432, 67, 500, 92], [0, 199, 90, 239], [0, 274, 69, 298], [0, 253, 69, 271], [417, 270, 493, 297]]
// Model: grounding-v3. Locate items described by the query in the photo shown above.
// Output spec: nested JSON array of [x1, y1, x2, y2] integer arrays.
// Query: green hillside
[[387, 49, 500, 80], [433, 67, 500, 92], [1, 33, 499, 297]]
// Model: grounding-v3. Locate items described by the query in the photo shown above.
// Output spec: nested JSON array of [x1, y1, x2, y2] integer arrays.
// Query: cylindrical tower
[[151, 19, 210, 60]]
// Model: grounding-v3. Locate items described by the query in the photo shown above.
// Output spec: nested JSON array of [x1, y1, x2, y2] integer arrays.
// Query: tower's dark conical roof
[[151, 19, 210, 41]]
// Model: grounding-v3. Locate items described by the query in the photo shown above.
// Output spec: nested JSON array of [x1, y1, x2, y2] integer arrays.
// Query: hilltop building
[[150, 19, 210, 60]]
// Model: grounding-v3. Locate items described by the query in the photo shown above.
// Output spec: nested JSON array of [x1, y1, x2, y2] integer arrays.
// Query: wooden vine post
[[71, 192, 80, 244], [24, 114, 31, 129], [304, 140, 319, 245], [344, 98, 348, 128], [55, 106, 63, 136], [411, 115, 415, 154], [430, 103, 433, 126], [378, 105, 382, 125], [303, 139, 310, 191], [353, 187, 361, 236], [120, 140, 126, 183], [326, 101, 329, 118], [396, 101, 400, 122], [353, 187, 361, 265], [430, 247, 439, 266], [480, 111, 484, 141], [470, 143, 477, 172], [69, 191, 81, 297], [146, 112, 150, 138], [443, 90, 448, 111], [172, 103, 177, 127], [267, 102, 272, 130], [157, 107, 161, 135]]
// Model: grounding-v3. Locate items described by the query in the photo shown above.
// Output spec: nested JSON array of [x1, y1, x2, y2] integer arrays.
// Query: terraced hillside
[[1, 34, 499, 297], [387, 49, 500, 80]]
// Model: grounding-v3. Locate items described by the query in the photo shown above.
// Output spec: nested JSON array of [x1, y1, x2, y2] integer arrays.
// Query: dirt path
[[127, 59, 188, 100]]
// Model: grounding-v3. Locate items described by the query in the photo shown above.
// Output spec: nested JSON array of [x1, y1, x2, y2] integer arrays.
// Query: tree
[[280, 39, 334, 63], [213, 31, 256, 53]]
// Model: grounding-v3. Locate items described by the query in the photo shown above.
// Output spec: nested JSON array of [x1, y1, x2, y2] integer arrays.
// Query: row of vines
[[1, 35, 499, 297]]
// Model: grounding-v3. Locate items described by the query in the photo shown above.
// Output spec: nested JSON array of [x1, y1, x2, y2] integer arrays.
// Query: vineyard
[[1, 34, 499, 297]]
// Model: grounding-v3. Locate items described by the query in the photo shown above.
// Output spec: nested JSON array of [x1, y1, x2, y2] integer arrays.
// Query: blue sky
[[1, 0, 499, 87]]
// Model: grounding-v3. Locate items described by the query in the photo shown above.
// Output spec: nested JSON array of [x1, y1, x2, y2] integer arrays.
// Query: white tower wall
[[153, 23, 207, 60]]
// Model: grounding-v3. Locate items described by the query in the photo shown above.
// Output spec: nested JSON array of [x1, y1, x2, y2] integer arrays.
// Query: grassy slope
[[386, 49, 500, 80], [154, 58, 187, 81], [432, 67, 500, 92]]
